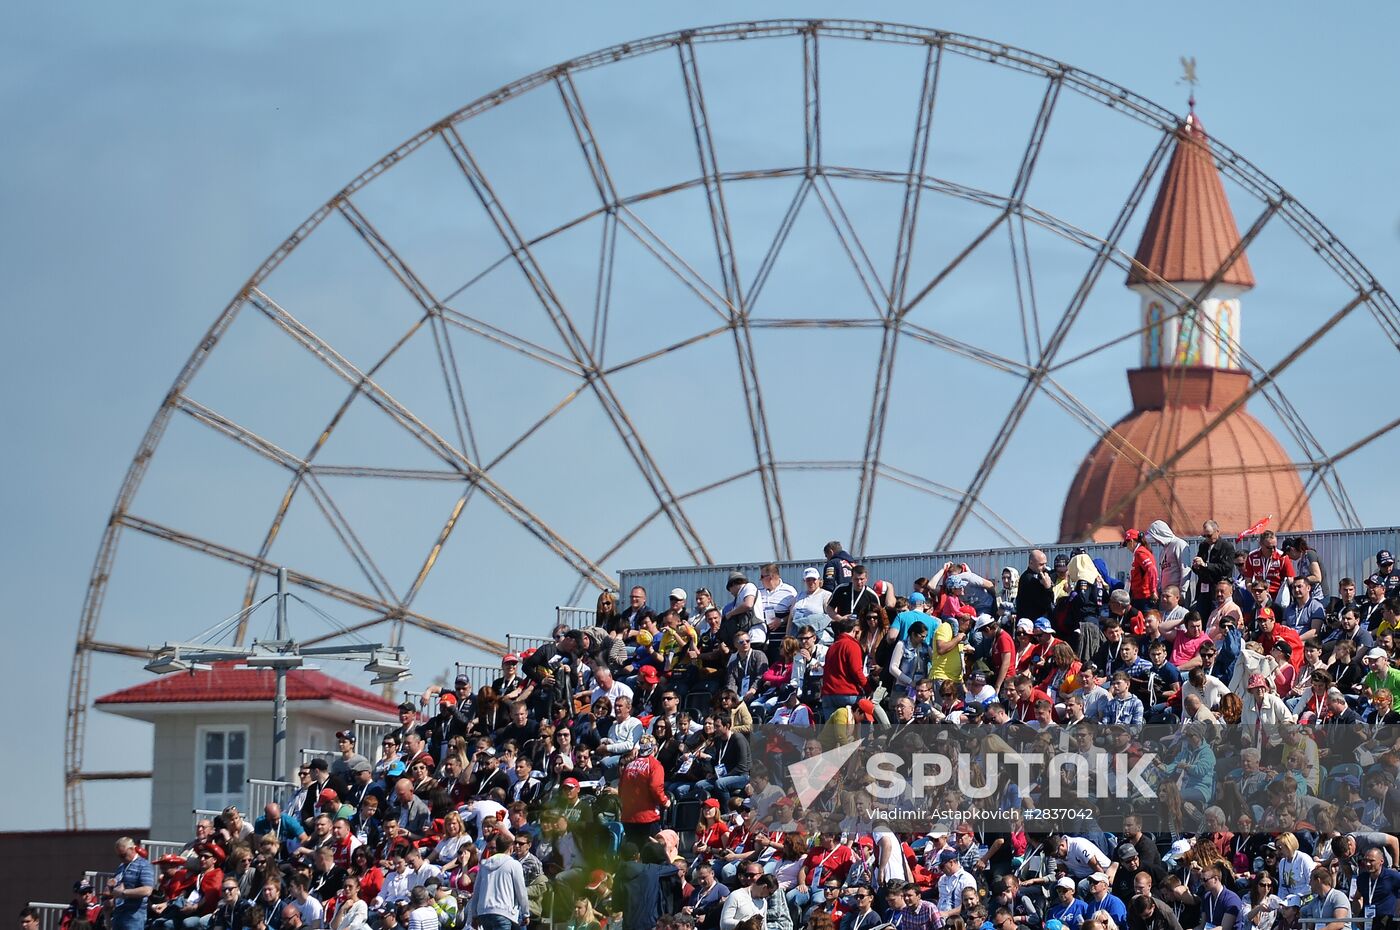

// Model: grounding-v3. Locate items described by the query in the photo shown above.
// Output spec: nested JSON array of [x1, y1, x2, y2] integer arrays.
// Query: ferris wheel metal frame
[[65, 19, 1400, 827]]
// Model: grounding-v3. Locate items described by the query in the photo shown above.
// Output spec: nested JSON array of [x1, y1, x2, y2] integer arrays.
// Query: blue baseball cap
[[1034, 617, 1054, 633], [387, 761, 406, 777], [909, 593, 927, 605], [937, 848, 959, 863], [1379, 550, 1395, 566]]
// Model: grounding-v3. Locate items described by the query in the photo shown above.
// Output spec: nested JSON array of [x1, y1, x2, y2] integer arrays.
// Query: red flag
[[1237, 514, 1272, 541]]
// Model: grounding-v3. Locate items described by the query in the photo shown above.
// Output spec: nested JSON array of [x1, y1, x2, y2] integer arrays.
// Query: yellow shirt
[[929, 619, 963, 681]]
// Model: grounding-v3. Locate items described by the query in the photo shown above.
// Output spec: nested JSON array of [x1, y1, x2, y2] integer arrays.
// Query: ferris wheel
[[66, 20, 1399, 826]]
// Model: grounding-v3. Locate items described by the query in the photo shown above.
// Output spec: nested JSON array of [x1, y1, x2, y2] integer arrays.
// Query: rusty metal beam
[[440, 121, 714, 564], [852, 39, 942, 553], [115, 512, 508, 654], [678, 37, 790, 559], [82, 640, 156, 659], [247, 287, 616, 591]]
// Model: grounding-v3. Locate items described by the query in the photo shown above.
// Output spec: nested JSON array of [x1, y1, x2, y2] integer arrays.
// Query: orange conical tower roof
[[1126, 112, 1255, 288]]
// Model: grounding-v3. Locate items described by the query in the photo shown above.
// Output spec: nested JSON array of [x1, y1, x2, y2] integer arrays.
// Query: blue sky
[[4, 2, 1398, 831]]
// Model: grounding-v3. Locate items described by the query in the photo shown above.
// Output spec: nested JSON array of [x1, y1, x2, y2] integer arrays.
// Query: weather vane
[[1178, 55, 1199, 112]]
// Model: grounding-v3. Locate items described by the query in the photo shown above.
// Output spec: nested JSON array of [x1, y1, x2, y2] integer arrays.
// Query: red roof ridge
[[1126, 112, 1255, 289], [95, 661, 399, 716]]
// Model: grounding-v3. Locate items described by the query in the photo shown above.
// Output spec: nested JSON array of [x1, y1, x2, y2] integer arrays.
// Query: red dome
[[1059, 368, 1312, 542]]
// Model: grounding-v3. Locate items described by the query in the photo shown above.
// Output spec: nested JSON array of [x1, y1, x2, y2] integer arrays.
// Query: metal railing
[[298, 748, 336, 766], [193, 808, 222, 829], [25, 903, 66, 930], [353, 718, 394, 751], [454, 662, 500, 693], [83, 870, 113, 891], [506, 633, 550, 653], [556, 605, 596, 630], [143, 839, 185, 861], [248, 778, 297, 813]]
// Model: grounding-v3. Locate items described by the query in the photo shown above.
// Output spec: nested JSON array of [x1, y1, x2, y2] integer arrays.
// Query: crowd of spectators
[[43, 523, 1400, 930]]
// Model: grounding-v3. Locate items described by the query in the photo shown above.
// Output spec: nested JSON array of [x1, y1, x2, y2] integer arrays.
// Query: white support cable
[[285, 593, 376, 646]]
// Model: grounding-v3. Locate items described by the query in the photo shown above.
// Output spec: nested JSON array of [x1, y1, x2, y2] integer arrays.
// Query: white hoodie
[[1147, 520, 1191, 593]]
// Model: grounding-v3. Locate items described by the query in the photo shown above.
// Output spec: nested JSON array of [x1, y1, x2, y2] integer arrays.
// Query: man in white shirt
[[936, 848, 978, 917], [758, 564, 798, 639], [599, 696, 644, 777], [720, 871, 773, 930], [588, 664, 633, 705], [1048, 833, 1112, 880]]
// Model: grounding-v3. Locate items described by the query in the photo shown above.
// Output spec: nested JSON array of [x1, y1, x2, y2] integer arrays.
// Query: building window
[[196, 726, 248, 813], [1145, 302, 1164, 366], [1216, 301, 1235, 367], [1175, 309, 1202, 365]]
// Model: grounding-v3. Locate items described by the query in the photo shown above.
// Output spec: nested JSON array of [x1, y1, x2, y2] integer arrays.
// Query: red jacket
[[619, 756, 666, 824], [1244, 547, 1295, 595], [191, 867, 224, 915], [1129, 544, 1159, 601], [821, 634, 868, 697]]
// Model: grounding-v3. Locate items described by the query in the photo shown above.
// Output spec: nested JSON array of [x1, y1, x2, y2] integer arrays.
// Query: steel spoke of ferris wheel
[[678, 36, 790, 560], [744, 178, 812, 311], [237, 313, 433, 637], [937, 127, 1175, 550], [874, 463, 1030, 547], [1085, 288, 1376, 536], [898, 319, 1032, 376], [851, 40, 942, 554], [564, 465, 761, 606], [435, 307, 583, 376], [803, 25, 821, 170], [1010, 76, 1062, 207], [248, 286, 618, 590], [811, 177, 890, 314], [337, 197, 483, 465], [556, 70, 732, 346], [440, 122, 713, 565], [113, 512, 507, 653], [336, 197, 518, 606], [1007, 213, 1045, 364], [898, 211, 1007, 320], [175, 396, 404, 607]]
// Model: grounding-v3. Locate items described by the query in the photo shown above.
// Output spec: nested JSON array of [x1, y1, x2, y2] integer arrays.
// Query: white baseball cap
[[669, 588, 687, 601], [1367, 647, 1388, 661], [803, 567, 821, 581]]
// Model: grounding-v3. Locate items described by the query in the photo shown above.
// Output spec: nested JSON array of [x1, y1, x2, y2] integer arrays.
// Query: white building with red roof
[[96, 662, 398, 842]]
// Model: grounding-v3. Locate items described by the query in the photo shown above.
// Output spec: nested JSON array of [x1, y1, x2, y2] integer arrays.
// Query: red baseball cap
[[638, 666, 660, 682], [438, 692, 458, 706], [563, 777, 580, 788], [319, 788, 339, 801]]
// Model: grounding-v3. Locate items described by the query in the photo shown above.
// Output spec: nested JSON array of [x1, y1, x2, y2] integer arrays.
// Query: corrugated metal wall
[[615, 526, 1400, 604]]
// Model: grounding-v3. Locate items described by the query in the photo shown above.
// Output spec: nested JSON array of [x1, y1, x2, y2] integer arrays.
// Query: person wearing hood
[[997, 566, 1019, 618], [462, 835, 529, 930], [1146, 520, 1191, 596]]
